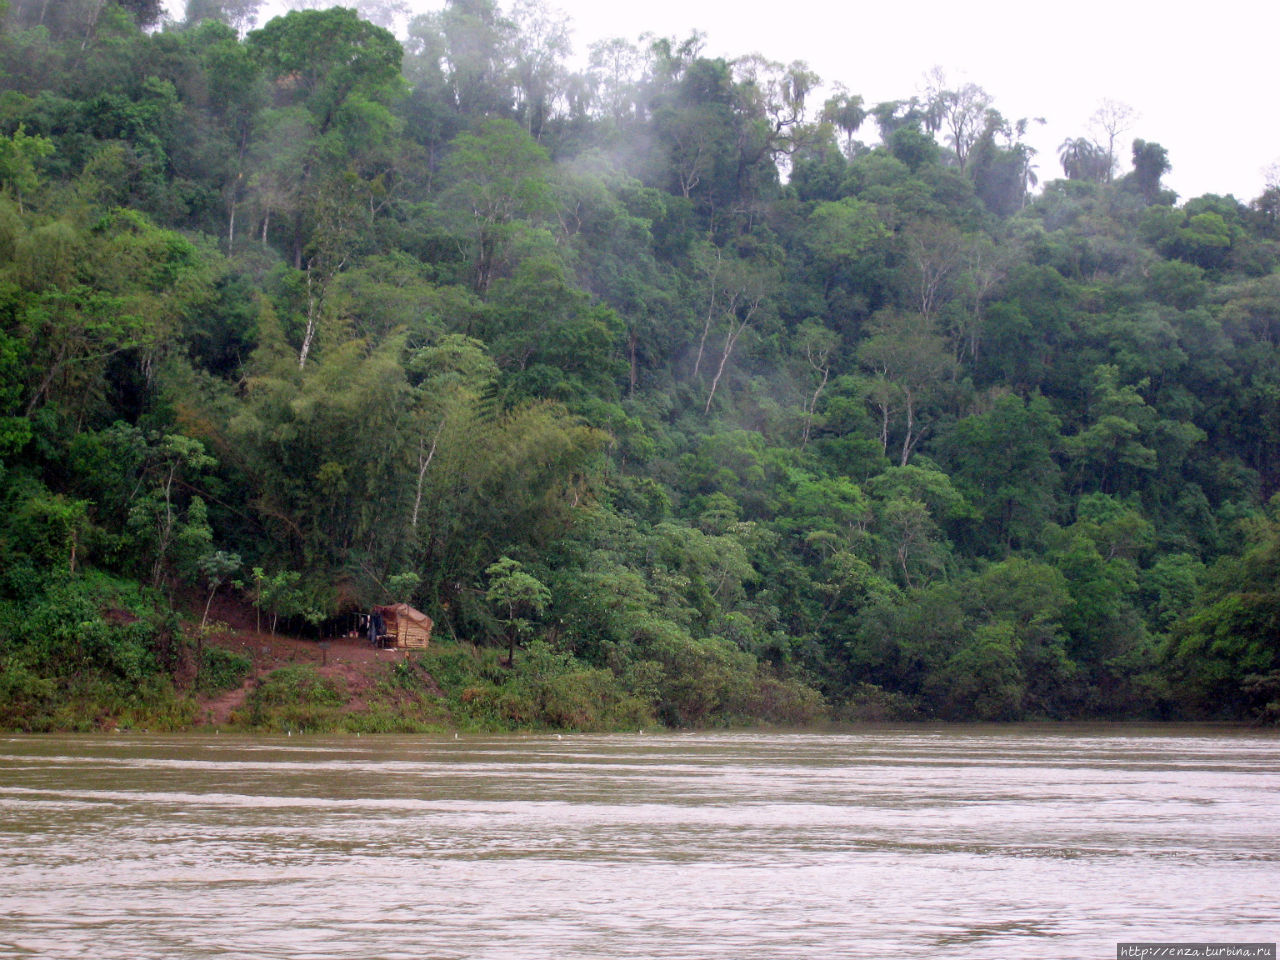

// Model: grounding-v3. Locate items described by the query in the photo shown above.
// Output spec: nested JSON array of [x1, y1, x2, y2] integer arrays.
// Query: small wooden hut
[[373, 603, 433, 649]]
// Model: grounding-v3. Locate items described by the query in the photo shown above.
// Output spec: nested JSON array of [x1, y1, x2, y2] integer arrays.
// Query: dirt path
[[194, 624, 416, 726], [201, 678, 253, 725]]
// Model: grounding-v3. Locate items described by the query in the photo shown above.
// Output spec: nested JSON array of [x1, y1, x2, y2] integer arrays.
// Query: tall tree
[[921, 69, 992, 171], [821, 87, 867, 158], [438, 117, 554, 294], [508, 0, 571, 140], [1058, 137, 1109, 182], [185, 0, 263, 35], [1088, 98, 1137, 183], [857, 311, 955, 466], [1127, 139, 1172, 204]]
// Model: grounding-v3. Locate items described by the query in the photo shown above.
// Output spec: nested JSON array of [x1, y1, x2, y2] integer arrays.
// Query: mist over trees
[[2, 0, 1279, 727]]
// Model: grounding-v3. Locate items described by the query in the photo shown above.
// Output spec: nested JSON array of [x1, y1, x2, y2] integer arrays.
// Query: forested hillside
[[3, 0, 1279, 729]]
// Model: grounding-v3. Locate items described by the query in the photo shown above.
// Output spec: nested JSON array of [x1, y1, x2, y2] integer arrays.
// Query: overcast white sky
[[171, 0, 1279, 203]]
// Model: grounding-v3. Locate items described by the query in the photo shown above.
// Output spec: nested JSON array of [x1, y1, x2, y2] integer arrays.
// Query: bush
[[0, 571, 192, 730], [742, 674, 827, 725], [248, 664, 345, 707], [3, 571, 164, 678], [198, 645, 251, 694], [650, 635, 757, 725], [241, 664, 346, 731], [834, 683, 920, 722], [417, 640, 655, 731], [0, 664, 196, 731]]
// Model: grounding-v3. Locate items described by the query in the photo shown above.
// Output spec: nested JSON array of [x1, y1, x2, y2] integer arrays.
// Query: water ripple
[[1, 726, 1277, 959]]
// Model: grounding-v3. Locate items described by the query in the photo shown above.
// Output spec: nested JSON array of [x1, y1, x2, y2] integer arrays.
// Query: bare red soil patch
[[192, 594, 419, 725]]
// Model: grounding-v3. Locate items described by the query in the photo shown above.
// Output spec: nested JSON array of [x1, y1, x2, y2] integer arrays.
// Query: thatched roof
[[374, 603, 432, 626]]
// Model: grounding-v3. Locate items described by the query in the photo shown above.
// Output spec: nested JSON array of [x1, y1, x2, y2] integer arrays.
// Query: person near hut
[[366, 610, 384, 647]]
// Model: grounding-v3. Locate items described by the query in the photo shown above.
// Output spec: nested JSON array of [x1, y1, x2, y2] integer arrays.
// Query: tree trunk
[[704, 298, 758, 414], [80, 0, 105, 51], [200, 587, 216, 633], [693, 251, 722, 379], [26, 340, 68, 415], [801, 358, 829, 449], [703, 330, 736, 413], [151, 466, 177, 589], [628, 329, 638, 398], [411, 420, 444, 529], [298, 260, 318, 368], [693, 305, 714, 379], [870, 395, 890, 457], [898, 540, 914, 589], [900, 389, 916, 467]]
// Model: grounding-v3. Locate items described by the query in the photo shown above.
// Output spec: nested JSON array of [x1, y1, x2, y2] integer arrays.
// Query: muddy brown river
[[0, 727, 1276, 958]]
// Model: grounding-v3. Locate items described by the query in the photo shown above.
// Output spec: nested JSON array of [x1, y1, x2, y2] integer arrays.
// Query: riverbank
[[186, 621, 830, 733], [0, 573, 831, 733], [0, 599, 823, 734], [191, 628, 451, 732], [3, 576, 1264, 734]]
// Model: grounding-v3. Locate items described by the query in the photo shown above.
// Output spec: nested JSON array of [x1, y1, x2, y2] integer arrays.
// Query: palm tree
[[1017, 143, 1039, 207], [1058, 137, 1109, 182]]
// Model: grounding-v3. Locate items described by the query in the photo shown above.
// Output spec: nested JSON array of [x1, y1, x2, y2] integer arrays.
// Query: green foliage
[[237, 567, 308, 635], [6, 488, 92, 573], [0, 125, 53, 210], [1125, 139, 1172, 204], [242, 663, 346, 730], [246, 8, 403, 135], [942, 393, 1061, 552], [417, 640, 653, 731], [0, 571, 192, 730], [438, 117, 553, 292], [1, 0, 1277, 730], [485, 555, 550, 662], [198, 644, 251, 694], [1166, 504, 1280, 719]]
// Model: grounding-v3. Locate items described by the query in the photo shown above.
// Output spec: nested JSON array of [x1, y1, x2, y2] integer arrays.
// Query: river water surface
[[0, 727, 1276, 959]]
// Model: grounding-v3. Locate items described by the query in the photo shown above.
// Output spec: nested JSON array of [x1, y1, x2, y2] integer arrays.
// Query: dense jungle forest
[[2, 0, 1279, 730]]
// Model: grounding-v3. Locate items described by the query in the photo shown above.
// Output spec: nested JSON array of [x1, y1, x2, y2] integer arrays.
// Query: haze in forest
[[168, 0, 1280, 203]]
